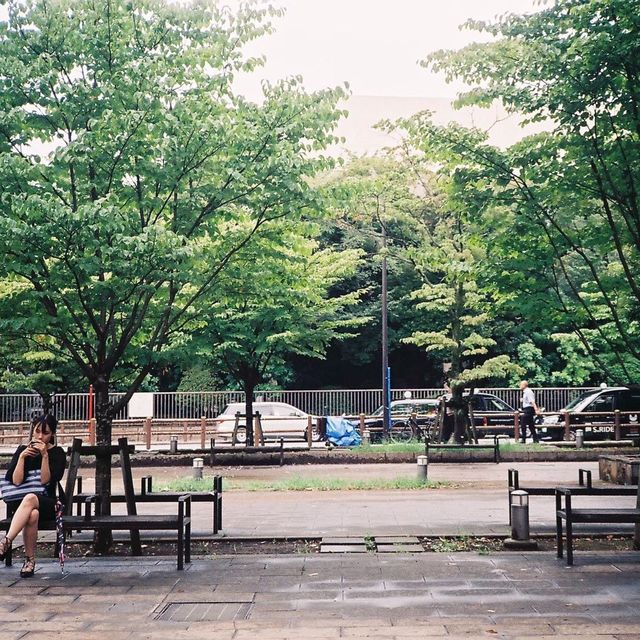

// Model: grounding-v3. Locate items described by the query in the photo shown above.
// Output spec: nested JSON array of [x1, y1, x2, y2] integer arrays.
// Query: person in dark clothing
[[0, 415, 66, 577], [519, 380, 540, 443], [440, 382, 455, 443]]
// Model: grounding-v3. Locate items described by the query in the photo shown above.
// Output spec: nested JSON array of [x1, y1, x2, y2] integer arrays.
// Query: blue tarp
[[325, 416, 362, 447]]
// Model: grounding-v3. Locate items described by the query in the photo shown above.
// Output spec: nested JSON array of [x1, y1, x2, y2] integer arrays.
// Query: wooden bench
[[4, 437, 192, 570], [508, 468, 639, 524], [425, 436, 501, 463], [555, 486, 640, 566], [73, 474, 222, 535], [70, 493, 191, 569]]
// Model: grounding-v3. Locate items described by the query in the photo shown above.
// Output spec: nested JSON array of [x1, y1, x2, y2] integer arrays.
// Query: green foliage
[[419, 0, 640, 384], [188, 219, 366, 422], [176, 365, 221, 393], [0, 0, 346, 424]]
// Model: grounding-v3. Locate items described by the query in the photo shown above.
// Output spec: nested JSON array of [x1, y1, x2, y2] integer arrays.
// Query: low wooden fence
[[0, 415, 315, 450], [2, 410, 638, 450]]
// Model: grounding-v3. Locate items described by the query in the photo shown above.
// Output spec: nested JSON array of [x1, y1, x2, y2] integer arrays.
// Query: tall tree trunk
[[93, 375, 113, 553], [243, 378, 256, 447], [450, 382, 467, 444]]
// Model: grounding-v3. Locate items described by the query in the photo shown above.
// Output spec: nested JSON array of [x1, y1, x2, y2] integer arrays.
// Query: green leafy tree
[[196, 221, 365, 443], [422, 0, 640, 383], [318, 156, 441, 388], [0, 0, 345, 550]]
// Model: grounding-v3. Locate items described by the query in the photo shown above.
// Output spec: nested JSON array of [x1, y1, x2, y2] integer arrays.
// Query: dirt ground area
[[21, 534, 635, 559]]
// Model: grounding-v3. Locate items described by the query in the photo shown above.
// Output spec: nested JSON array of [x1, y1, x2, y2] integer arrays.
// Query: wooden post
[[513, 412, 520, 442], [144, 417, 152, 450], [359, 413, 365, 435], [614, 410, 621, 441], [254, 412, 264, 446], [231, 412, 240, 446], [307, 415, 313, 448], [88, 418, 96, 446], [564, 411, 571, 441], [200, 416, 207, 449]]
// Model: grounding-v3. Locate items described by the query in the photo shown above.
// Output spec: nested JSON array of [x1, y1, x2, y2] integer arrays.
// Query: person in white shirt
[[519, 380, 540, 443]]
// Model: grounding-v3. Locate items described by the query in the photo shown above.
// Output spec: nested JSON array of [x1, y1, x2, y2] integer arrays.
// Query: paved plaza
[[0, 460, 639, 638]]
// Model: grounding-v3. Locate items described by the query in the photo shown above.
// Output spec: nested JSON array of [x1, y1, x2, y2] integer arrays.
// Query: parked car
[[540, 386, 640, 440], [365, 393, 516, 442], [365, 398, 440, 442], [212, 402, 318, 443], [468, 392, 517, 431]]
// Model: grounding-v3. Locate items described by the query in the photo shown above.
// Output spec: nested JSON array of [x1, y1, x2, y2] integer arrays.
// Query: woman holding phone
[[0, 415, 66, 577]]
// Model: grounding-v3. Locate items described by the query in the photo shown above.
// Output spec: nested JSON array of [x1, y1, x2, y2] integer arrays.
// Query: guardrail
[[0, 387, 596, 423]]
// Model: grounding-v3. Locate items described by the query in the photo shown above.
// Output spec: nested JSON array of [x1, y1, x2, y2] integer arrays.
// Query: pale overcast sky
[[235, 0, 541, 100]]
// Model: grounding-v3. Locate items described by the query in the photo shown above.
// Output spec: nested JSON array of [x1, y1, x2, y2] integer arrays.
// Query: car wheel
[[234, 426, 247, 444], [390, 421, 414, 443]]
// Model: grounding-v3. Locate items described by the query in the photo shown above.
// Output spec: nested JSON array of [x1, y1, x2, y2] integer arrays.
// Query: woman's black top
[[5, 445, 67, 499]]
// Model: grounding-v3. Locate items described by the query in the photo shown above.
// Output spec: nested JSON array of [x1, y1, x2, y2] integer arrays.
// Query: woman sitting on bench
[[0, 415, 66, 577]]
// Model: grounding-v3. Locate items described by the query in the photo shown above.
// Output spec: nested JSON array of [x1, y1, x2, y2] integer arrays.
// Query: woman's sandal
[[20, 556, 35, 578], [0, 536, 11, 561]]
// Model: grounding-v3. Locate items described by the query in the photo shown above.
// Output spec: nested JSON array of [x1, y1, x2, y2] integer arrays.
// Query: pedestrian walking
[[519, 381, 540, 443]]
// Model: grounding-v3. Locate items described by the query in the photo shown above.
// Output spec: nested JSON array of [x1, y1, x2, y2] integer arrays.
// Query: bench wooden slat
[[556, 487, 640, 566], [557, 508, 640, 523]]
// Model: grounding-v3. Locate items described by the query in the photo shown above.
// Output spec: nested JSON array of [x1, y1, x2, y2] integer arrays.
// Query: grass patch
[[354, 440, 550, 454], [354, 442, 427, 454], [424, 536, 502, 554], [157, 475, 449, 492], [498, 442, 548, 453]]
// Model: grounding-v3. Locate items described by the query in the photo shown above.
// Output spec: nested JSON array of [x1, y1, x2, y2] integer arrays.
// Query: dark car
[[539, 386, 640, 441], [468, 392, 517, 431]]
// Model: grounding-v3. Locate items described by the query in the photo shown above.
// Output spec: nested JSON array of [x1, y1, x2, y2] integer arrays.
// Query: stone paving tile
[[552, 624, 640, 635], [320, 544, 368, 553], [321, 537, 365, 544], [376, 544, 424, 553]]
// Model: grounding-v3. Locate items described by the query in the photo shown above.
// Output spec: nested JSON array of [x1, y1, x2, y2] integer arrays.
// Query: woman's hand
[[31, 441, 47, 456], [20, 443, 39, 459]]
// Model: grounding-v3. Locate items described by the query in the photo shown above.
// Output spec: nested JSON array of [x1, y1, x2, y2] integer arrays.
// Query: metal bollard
[[417, 455, 428, 481], [504, 490, 538, 550], [575, 429, 584, 448], [193, 457, 204, 479], [511, 490, 530, 540], [169, 436, 178, 454], [362, 428, 370, 445]]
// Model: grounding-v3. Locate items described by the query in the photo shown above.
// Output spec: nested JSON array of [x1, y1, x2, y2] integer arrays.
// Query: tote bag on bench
[[0, 469, 46, 504]]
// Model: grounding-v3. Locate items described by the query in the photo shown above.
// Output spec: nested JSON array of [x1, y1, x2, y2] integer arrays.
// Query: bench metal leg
[[556, 517, 563, 559], [185, 523, 191, 566], [215, 476, 223, 533], [177, 525, 184, 571], [566, 517, 574, 566]]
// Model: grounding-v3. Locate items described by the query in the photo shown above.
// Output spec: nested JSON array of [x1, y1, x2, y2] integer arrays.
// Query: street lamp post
[[381, 223, 391, 439]]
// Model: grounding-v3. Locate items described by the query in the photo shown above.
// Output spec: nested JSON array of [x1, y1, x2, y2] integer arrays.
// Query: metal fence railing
[[0, 387, 596, 423]]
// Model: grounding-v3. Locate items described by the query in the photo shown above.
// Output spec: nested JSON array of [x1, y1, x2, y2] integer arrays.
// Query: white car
[[212, 401, 318, 443]]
